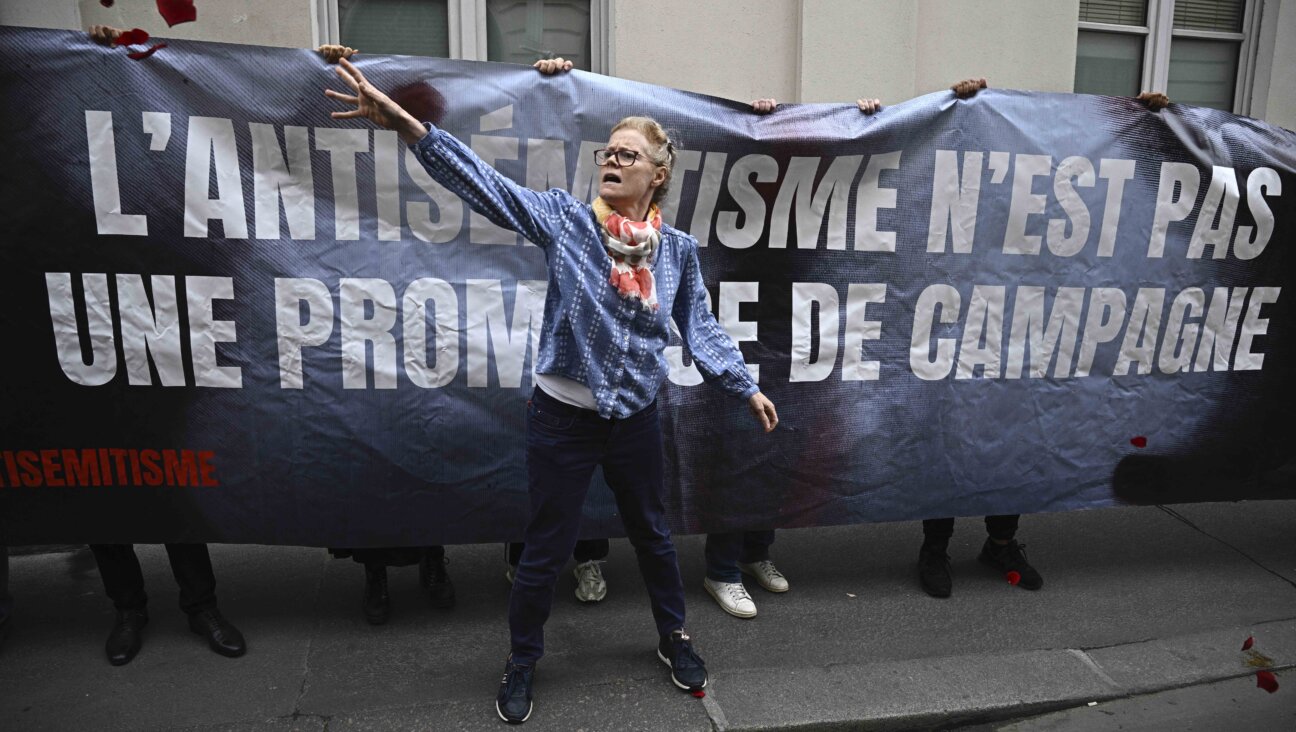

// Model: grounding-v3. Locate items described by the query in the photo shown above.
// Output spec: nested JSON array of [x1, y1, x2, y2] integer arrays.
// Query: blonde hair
[[611, 116, 677, 205]]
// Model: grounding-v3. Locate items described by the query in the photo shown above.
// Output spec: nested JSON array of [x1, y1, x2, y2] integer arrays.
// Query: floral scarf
[[593, 197, 661, 312]]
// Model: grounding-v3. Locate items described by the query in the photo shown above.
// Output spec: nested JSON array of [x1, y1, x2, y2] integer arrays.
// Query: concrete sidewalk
[[2, 501, 1294, 731]]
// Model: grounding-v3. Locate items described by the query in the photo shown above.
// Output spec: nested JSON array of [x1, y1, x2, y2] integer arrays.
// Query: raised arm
[[672, 245, 778, 432], [325, 57, 567, 248]]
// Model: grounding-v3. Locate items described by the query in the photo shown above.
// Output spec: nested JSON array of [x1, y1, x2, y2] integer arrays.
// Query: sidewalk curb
[[714, 618, 1296, 731]]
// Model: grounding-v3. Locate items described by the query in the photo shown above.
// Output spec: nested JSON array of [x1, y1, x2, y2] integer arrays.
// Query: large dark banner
[[1, 27, 1292, 546]]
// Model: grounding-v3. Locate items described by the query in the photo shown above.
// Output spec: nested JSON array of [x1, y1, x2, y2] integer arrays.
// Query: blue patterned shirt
[[410, 125, 759, 419]]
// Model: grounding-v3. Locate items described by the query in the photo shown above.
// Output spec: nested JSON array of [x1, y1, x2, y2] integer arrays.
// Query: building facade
[[2, 0, 1293, 128]]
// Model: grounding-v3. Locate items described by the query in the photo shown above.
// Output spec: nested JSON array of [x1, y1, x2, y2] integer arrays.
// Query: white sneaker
[[703, 577, 757, 618], [573, 560, 607, 602], [739, 560, 789, 593]]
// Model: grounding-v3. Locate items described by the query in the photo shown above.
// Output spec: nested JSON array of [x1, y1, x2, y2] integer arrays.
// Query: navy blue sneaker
[[495, 657, 534, 724], [657, 629, 707, 691]]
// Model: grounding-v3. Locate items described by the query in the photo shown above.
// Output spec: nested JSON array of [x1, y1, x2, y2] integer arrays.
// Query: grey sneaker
[[573, 560, 607, 602], [739, 560, 789, 593]]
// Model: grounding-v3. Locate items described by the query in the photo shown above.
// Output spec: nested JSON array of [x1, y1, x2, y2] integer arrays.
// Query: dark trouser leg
[[602, 403, 686, 639], [704, 533, 744, 583], [0, 546, 11, 624], [90, 544, 148, 612], [507, 543, 524, 567], [922, 518, 956, 550], [165, 544, 217, 615], [740, 531, 776, 564], [573, 538, 609, 562], [425, 545, 445, 561], [985, 515, 1020, 542], [509, 401, 601, 665]]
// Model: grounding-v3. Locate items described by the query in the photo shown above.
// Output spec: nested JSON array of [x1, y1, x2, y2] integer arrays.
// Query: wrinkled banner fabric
[[1, 28, 1292, 546]]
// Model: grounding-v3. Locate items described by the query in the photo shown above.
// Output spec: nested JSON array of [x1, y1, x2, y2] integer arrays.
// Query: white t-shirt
[[535, 373, 598, 410]]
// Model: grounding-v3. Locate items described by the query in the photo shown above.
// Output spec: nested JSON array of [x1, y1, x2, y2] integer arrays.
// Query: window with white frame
[[317, 0, 606, 73], [1074, 0, 1262, 112]]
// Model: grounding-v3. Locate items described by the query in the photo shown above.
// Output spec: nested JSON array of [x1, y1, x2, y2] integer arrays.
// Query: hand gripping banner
[[1, 27, 1292, 546]]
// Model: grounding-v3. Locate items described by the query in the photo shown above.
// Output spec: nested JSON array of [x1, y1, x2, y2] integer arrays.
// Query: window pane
[[1173, 0, 1245, 33], [1167, 38, 1239, 110], [486, 0, 591, 71], [1078, 0, 1148, 26], [1074, 30, 1144, 96], [339, 0, 450, 58]]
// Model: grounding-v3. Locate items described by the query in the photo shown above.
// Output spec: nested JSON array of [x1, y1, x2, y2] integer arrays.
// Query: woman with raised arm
[[326, 57, 778, 724]]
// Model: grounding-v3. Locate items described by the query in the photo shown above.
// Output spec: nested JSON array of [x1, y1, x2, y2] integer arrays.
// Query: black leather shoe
[[106, 609, 148, 666], [918, 545, 953, 598], [187, 608, 246, 657], [422, 556, 456, 609], [363, 565, 390, 625]]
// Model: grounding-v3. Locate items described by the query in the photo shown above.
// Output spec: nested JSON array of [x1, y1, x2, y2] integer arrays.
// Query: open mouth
[[602, 172, 621, 184]]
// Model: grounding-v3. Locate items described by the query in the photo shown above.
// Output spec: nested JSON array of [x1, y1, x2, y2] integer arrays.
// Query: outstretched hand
[[750, 98, 778, 114], [1137, 91, 1170, 111], [318, 44, 358, 64], [325, 57, 425, 144], [533, 57, 573, 75], [748, 392, 779, 433], [951, 77, 988, 99], [857, 97, 882, 115]]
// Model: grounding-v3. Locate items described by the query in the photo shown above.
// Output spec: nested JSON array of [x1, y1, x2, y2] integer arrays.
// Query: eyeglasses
[[593, 148, 643, 167]]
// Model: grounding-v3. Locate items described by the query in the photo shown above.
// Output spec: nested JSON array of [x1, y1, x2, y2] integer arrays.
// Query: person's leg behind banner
[[571, 538, 609, 603], [979, 514, 1043, 590], [507, 538, 610, 602], [0, 546, 11, 649], [499, 391, 603, 723], [601, 400, 706, 693], [420, 545, 456, 609], [703, 532, 757, 618], [165, 543, 246, 657], [918, 517, 956, 598], [738, 530, 787, 594], [90, 544, 150, 665]]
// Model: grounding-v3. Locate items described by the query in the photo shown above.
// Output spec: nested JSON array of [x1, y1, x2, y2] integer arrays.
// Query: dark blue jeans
[[705, 531, 776, 583], [509, 388, 686, 665]]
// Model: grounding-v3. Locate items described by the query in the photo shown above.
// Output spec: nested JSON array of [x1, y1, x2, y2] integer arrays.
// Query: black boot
[[188, 608, 246, 658], [363, 565, 390, 625], [422, 555, 456, 609], [978, 538, 1044, 590], [105, 608, 148, 666], [918, 543, 953, 598]]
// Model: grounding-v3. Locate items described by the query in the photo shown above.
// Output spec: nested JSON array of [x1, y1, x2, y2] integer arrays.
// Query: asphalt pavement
[[2, 501, 1294, 731]]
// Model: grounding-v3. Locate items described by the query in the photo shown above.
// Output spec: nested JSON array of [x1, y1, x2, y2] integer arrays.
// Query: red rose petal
[[1130, 436, 1148, 448], [156, 0, 198, 27], [1005, 571, 1021, 586], [1256, 671, 1279, 693], [112, 28, 151, 46], [127, 43, 168, 60], [1243, 636, 1255, 651], [691, 689, 706, 698]]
